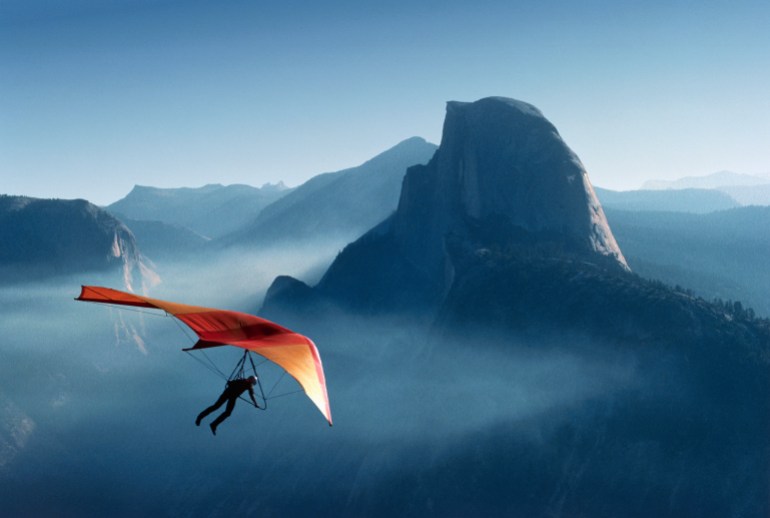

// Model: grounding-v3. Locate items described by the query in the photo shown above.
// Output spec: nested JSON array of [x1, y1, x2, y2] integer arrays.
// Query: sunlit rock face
[[392, 97, 627, 280], [311, 97, 627, 314]]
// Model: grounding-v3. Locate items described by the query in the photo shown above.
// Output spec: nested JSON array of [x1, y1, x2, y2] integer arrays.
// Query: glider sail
[[76, 285, 332, 426]]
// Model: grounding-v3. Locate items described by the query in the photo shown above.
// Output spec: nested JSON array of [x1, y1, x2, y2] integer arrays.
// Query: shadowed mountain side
[[594, 187, 739, 213], [0, 195, 152, 286], [116, 217, 210, 260], [427, 241, 770, 515], [108, 183, 290, 239], [314, 217, 444, 314], [339, 387, 769, 517], [605, 206, 770, 316], [258, 98, 770, 515], [219, 137, 437, 247], [437, 245, 768, 353], [719, 184, 770, 206], [264, 235, 770, 517], [262, 275, 327, 315]]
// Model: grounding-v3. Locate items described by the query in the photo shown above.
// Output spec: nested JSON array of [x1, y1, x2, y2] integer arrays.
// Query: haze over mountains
[[1, 96, 769, 517], [642, 170, 770, 206], [100, 137, 436, 259], [643, 170, 770, 190], [594, 186, 739, 213], [221, 137, 437, 248], [605, 206, 770, 315]]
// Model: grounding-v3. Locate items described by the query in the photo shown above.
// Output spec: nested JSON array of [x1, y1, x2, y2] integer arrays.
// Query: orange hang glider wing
[[76, 285, 332, 426]]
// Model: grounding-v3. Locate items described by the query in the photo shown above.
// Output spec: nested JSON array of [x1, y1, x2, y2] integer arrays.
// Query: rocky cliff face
[[393, 97, 626, 277], [310, 97, 627, 314], [0, 195, 155, 290]]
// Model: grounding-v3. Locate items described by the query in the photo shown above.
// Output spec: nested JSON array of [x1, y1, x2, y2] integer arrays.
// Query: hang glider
[[76, 285, 332, 426]]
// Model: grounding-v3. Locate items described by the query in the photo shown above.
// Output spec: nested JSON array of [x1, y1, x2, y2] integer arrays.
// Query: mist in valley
[[2, 121, 768, 515], [5, 0, 770, 513], [0, 243, 659, 516], [142, 239, 349, 310]]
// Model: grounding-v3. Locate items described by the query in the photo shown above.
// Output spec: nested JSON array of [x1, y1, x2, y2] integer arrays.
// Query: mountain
[[0, 195, 152, 287], [259, 97, 770, 516], [594, 186, 738, 213], [2, 100, 768, 517], [605, 206, 770, 316], [220, 137, 437, 247], [291, 97, 627, 314], [108, 183, 290, 239], [428, 243, 769, 516]]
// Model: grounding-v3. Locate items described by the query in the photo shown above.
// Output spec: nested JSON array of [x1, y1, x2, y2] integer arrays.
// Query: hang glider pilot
[[196, 375, 258, 435]]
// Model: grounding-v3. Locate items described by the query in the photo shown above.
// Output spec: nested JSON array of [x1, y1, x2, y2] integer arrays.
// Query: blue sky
[[1, 0, 768, 204]]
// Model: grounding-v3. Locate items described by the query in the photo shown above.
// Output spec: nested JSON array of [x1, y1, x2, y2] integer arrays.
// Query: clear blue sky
[[2, 0, 768, 204]]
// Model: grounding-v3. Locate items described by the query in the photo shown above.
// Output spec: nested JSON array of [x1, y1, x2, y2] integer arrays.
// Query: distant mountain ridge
[[642, 170, 770, 190], [220, 137, 437, 247], [108, 182, 290, 239], [641, 171, 770, 206]]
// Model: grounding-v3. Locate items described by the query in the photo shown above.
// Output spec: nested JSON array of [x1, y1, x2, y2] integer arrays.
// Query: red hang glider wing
[[76, 285, 332, 425]]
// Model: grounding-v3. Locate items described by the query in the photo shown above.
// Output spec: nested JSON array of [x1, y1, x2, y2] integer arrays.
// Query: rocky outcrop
[[393, 97, 625, 274], [302, 97, 627, 314], [0, 195, 155, 289]]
